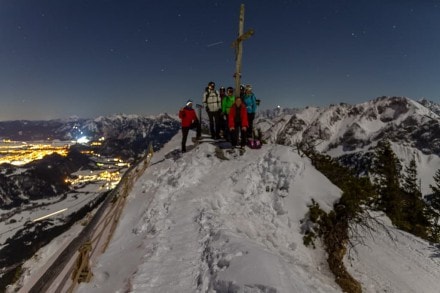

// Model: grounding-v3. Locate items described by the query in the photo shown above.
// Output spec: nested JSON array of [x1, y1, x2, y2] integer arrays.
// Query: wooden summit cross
[[232, 4, 254, 98]]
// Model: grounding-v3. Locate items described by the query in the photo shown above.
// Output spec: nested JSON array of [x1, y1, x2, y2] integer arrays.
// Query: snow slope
[[72, 133, 440, 293], [259, 96, 440, 196], [77, 133, 342, 292], [346, 215, 440, 293]]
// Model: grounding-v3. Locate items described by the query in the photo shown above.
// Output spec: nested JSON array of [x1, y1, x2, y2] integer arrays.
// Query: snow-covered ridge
[[10, 132, 440, 293], [418, 98, 440, 116], [261, 96, 440, 156], [254, 97, 440, 157], [256, 96, 440, 195], [0, 113, 180, 142], [76, 134, 343, 292], [70, 133, 440, 293]]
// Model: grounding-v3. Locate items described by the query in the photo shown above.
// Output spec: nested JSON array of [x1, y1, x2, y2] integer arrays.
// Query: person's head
[[235, 96, 242, 106], [245, 85, 252, 94], [227, 87, 234, 95], [186, 99, 193, 108], [219, 86, 225, 93], [208, 81, 215, 90]]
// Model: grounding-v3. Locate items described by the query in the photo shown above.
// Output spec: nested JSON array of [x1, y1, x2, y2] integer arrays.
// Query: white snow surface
[[346, 214, 440, 293], [264, 97, 439, 156], [260, 96, 440, 196], [391, 143, 440, 195], [77, 133, 341, 292], [72, 133, 440, 293]]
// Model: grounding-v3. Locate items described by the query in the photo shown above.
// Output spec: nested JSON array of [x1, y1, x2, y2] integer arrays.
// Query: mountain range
[[0, 113, 181, 159], [1, 96, 439, 207], [257, 96, 440, 194], [70, 122, 439, 293], [260, 96, 439, 155], [2, 96, 440, 292]]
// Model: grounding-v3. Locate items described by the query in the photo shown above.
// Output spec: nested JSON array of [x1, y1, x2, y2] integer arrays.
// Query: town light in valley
[[77, 136, 90, 144]]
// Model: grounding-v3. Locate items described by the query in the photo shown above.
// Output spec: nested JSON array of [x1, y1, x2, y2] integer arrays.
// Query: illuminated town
[[65, 170, 123, 190], [0, 140, 69, 165], [0, 139, 130, 190]]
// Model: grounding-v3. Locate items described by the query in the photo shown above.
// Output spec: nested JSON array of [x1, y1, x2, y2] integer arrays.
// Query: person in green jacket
[[221, 87, 236, 142]]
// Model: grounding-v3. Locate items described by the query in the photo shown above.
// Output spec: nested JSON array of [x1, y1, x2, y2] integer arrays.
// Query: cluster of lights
[[81, 150, 96, 155], [112, 158, 130, 167], [1, 138, 129, 190], [0, 142, 68, 166], [65, 170, 121, 189], [94, 158, 130, 168]]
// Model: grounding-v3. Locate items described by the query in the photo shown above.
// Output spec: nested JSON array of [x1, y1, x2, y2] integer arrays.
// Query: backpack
[[204, 89, 221, 112], [247, 138, 262, 149], [247, 128, 263, 149], [205, 89, 219, 100]]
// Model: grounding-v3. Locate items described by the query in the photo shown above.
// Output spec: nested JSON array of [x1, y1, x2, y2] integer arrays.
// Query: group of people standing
[[178, 81, 258, 153]]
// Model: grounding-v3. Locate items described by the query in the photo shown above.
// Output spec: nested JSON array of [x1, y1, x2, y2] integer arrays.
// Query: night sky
[[1, 0, 440, 121]]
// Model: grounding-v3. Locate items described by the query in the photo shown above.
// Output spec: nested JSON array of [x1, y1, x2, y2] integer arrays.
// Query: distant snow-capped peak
[[418, 98, 440, 116], [259, 96, 440, 156]]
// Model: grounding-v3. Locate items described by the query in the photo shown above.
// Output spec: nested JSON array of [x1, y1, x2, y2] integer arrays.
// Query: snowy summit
[[67, 132, 440, 293]]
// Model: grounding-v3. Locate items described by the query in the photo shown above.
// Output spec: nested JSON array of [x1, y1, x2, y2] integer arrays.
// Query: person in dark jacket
[[228, 96, 249, 148], [179, 99, 201, 153]]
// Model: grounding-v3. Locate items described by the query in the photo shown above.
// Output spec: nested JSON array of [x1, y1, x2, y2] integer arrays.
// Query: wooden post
[[234, 4, 245, 98], [232, 4, 254, 98], [71, 241, 93, 286]]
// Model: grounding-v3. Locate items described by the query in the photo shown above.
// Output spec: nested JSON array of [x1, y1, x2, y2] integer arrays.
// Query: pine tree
[[371, 140, 403, 223], [402, 156, 429, 236], [430, 169, 440, 212], [429, 169, 440, 241], [403, 156, 421, 197]]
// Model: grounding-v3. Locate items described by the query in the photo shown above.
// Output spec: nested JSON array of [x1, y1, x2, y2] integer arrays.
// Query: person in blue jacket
[[242, 84, 257, 138]]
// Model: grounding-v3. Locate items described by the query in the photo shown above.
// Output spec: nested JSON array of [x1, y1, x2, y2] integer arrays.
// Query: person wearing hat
[[219, 86, 226, 101], [202, 81, 222, 139], [179, 99, 201, 153], [243, 85, 258, 138]]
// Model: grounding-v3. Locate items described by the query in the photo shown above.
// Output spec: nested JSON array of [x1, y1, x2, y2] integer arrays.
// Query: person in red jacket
[[179, 99, 201, 152], [228, 96, 249, 148]]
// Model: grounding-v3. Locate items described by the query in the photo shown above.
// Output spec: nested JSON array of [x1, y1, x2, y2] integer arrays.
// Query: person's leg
[[219, 114, 226, 138], [190, 121, 201, 139], [214, 111, 222, 139], [224, 120, 230, 142], [181, 127, 189, 152], [240, 127, 248, 147], [247, 112, 255, 137], [230, 127, 238, 146], [208, 111, 215, 138]]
